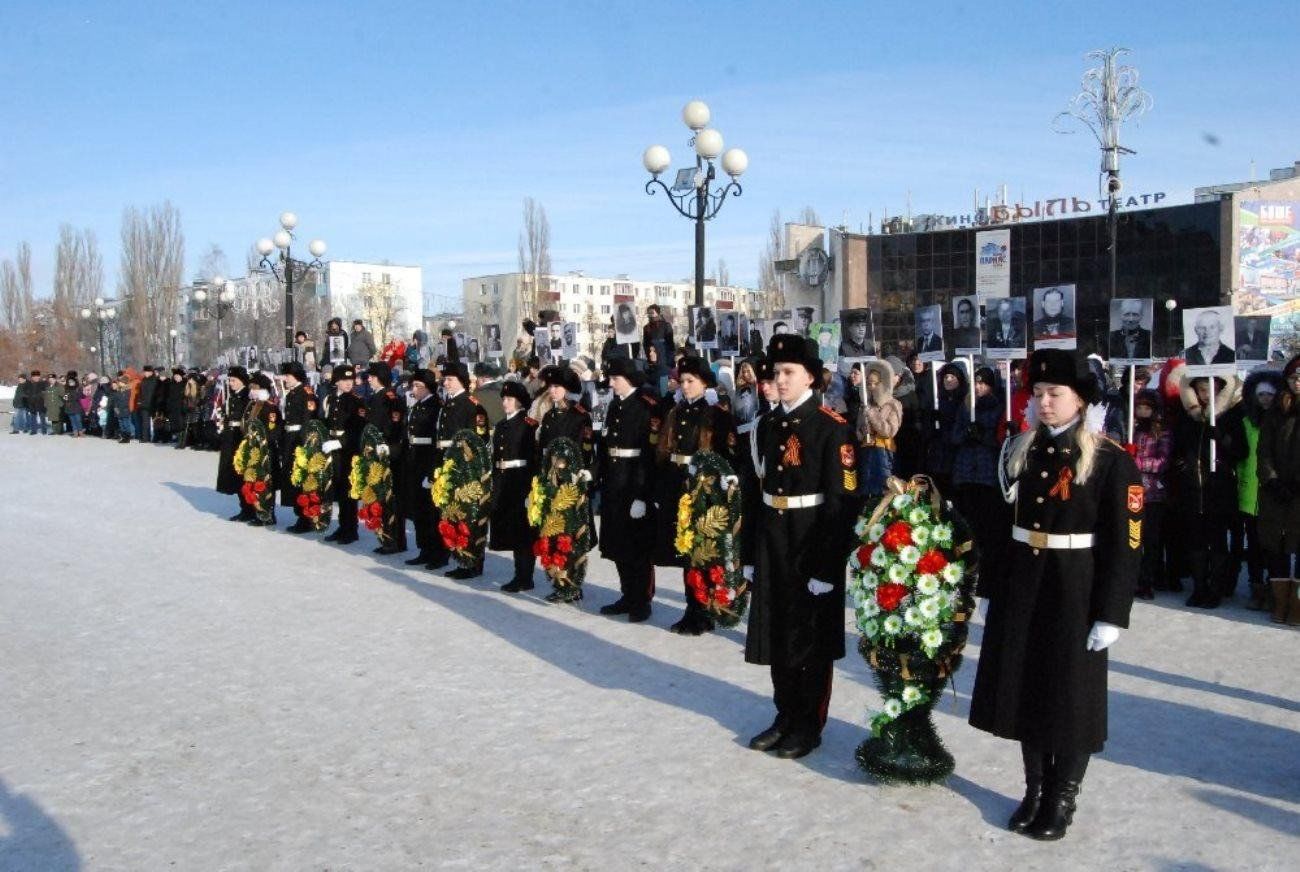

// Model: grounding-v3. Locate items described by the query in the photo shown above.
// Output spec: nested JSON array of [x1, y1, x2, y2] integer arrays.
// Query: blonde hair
[[1006, 419, 1102, 485]]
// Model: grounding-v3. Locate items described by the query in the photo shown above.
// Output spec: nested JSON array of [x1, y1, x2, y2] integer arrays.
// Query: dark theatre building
[[850, 200, 1226, 359]]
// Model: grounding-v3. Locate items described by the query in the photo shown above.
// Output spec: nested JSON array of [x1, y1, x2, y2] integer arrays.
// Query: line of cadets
[[215, 334, 858, 761]]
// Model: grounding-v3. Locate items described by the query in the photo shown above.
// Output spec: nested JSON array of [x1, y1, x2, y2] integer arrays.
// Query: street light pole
[[80, 297, 117, 374], [644, 101, 748, 309], [256, 213, 327, 350], [192, 277, 235, 364]]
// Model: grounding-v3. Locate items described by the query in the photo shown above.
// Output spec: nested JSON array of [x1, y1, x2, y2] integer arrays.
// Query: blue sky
[[1, 0, 1296, 313]]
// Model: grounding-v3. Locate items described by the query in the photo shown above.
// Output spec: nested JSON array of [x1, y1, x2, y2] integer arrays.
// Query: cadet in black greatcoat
[[437, 361, 491, 578], [493, 379, 540, 592], [242, 371, 283, 526], [280, 362, 319, 533], [596, 357, 659, 622], [743, 336, 855, 760], [216, 366, 252, 520], [366, 362, 408, 554], [535, 365, 594, 468], [402, 369, 445, 568], [969, 349, 1142, 841], [652, 355, 737, 635], [321, 365, 367, 545]]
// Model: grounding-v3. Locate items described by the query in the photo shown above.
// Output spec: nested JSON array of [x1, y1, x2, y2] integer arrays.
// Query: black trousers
[[337, 495, 358, 535], [771, 658, 834, 738], [1139, 502, 1167, 589], [513, 547, 535, 582], [382, 506, 407, 549], [615, 559, 655, 608]]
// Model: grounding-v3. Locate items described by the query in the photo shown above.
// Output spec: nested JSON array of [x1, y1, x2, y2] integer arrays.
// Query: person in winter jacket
[[44, 374, 66, 434], [1255, 355, 1300, 624], [347, 319, 377, 366], [1131, 389, 1172, 599], [950, 366, 1010, 584], [855, 359, 902, 499], [1236, 369, 1284, 610], [1170, 367, 1246, 608], [320, 318, 349, 368], [888, 355, 922, 479], [924, 361, 968, 493]]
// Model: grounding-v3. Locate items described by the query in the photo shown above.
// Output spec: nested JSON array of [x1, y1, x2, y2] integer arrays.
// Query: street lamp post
[[192, 276, 236, 360], [79, 297, 117, 374], [643, 100, 748, 309], [169, 329, 178, 366], [1165, 298, 1179, 356], [255, 213, 327, 351]]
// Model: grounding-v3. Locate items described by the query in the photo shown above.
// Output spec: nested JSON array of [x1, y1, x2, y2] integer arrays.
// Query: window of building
[[572, 304, 581, 314], [362, 272, 372, 284], [600, 305, 610, 314], [381, 272, 391, 285]]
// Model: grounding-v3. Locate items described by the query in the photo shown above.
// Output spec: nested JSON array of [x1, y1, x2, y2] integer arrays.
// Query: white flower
[[916, 573, 940, 596], [932, 523, 953, 545], [918, 596, 941, 620], [882, 614, 903, 635], [862, 570, 879, 588], [903, 606, 925, 627], [908, 507, 929, 525], [883, 698, 903, 718], [871, 547, 889, 568], [862, 619, 879, 639], [851, 587, 866, 608], [887, 563, 909, 583], [901, 684, 924, 705], [942, 562, 964, 585], [863, 598, 880, 617], [891, 493, 914, 510], [868, 522, 886, 541], [897, 545, 920, 566], [938, 589, 956, 610], [854, 517, 869, 537], [911, 526, 931, 547], [921, 628, 944, 649]]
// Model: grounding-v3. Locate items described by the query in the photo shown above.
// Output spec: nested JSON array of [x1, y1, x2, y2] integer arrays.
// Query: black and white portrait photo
[[1235, 315, 1272, 364], [1182, 306, 1236, 374], [1106, 299, 1153, 364], [1032, 284, 1077, 350], [690, 306, 718, 349], [718, 310, 741, 355], [485, 323, 503, 357], [838, 308, 874, 358], [614, 302, 639, 345], [914, 304, 945, 362], [951, 295, 981, 356], [984, 297, 1028, 360]]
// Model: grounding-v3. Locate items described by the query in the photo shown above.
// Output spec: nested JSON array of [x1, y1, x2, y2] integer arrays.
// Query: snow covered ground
[[0, 433, 1296, 871]]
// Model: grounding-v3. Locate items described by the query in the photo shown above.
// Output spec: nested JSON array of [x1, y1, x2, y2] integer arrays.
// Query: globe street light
[[643, 100, 747, 309], [80, 299, 118, 374], [169, 328, 178, 367], [192, 276, 236, 352], [1164, 298, 1179, 356], [255, 212, 327, 350]]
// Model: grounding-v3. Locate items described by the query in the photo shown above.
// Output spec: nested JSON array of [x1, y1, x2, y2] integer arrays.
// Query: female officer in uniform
[[969, 348, 1142, 841]]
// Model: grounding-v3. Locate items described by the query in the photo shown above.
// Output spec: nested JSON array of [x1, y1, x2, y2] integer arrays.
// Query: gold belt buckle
[[1027, 530, 1049, 549], [770, 495, 789, 510]]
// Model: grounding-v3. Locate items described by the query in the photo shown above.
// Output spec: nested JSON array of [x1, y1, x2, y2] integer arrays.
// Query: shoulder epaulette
[[469, 395, 481, 404], [640, 393, 657, 406], [525, 416, 538, 426], [574, 404, 587, 414], [385, 389, 396, 398], [304, 386, 315, 396], [819, 406, 847, 424]]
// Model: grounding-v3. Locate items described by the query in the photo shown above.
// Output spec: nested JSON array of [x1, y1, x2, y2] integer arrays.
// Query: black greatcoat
[[321, 391, 367, 502], [215, 387, 250, 494], [402, 394, 441, 526], [536, 402, 594, 468], [279, 383, 317, 506], [367, 387, 408, 508], [489, 412, 538, 550], [744, 397, 855, 666], [598, 390, 658, 562], [652, 397, 737, 567], [969, 423, 1141, 754], [436, 391, 490, 454]]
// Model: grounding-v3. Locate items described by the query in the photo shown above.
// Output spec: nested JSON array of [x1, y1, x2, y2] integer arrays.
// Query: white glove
[[420, 477, 431, 489], [807, 579, 834, 596], [1086, 621, 1121, 651], [629, 499, 646, 519], [577, 469, 593, 483], [376, 443, 390, 457], [721, 474, 739, 489], [524, 496, 532, 512], [321, 439, 342, 454], [742, 565, 755, 582]]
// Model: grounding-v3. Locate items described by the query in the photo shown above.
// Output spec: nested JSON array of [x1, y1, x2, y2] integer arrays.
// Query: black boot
[[747, 718, 788, 752], [1009, 745, 1046, 833], [599, 598, 630, 616], [447, 563, 483, 580], [1027, 753, 1088, 841], [228, 506, 254, 522], [405, 551, 432, 566]]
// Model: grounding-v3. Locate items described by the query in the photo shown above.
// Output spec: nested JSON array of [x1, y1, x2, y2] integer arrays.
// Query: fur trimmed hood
[[863, 359, 896, 405], [1177, 366, 1242, 421]]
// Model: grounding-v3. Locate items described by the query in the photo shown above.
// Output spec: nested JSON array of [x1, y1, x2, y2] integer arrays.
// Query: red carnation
[[538, 537, 551, 554], [552, 554, 567, 569], [916, 549, 948, 576], [881, 521, 913, 552], [556, 534, 573, 554], [708, 565, 725, 586], [253, 481, 267, 493], [856, 543, 876, 567], [686, 568, 704, 591], [296, 494, 309, 507], [309, 493, 321, 505], [876, 582, 908, 612], [714, 587, 732, 605], [438, 520, 453, 537]]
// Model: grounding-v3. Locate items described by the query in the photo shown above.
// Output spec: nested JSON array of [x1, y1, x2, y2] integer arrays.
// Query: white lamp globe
[[105, 308, 116, 319], [694, 128, 723, 160], [80, 307, 92, 319], [448, 320, 457, 330], [221, 289, 234, 304], [682, 100, 711, 131], [308, 239, 327, 258], [94, 297, 105, 307], [1164, 298, 1177, 311], [721, 148, 748, 178], [273, 230, 292, 250], [192, 288, 208, 303], [642, 145, 671, 176], [212, 275, 226, 289], [169, 328, 178, 337], [256, 238, 275, 257], [279, 211, 298, 230]]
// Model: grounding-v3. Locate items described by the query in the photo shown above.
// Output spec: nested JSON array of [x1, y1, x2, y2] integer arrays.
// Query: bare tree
[[757, 210, 782, 310], [118, 202, 185, 365], [346, 278, 406, 343], [53, 226, 105, 371], [798, 206, 821, 226], [517, 197, 551, 323], [0, 242, 34, 331], [713, 258, 730, 288]]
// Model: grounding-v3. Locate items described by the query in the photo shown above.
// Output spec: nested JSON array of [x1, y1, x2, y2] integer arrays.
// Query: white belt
[[1012, 526, 1094, 550], [436, 439, 453, 448], [608, 447, 642, 458], [496, 459, 528, 469], [762, 492, 824, 510], [286, 424, 302, 432], [736, 419, 758, 434], [409, 436, 432, 445], [230, 422, 242, 428], [329, 429, 344, 437], [670, 453, 693, 465]]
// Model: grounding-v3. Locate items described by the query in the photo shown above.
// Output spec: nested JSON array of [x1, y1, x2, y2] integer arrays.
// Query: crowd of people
[[9, 306, 1298, 842]]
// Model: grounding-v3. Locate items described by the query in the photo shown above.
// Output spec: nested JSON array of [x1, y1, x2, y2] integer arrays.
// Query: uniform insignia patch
[[307, 400, 317, 412], [650, 417, 661, 432], [1127, 485, 1143, 514], [843, 469, 858, 491], [391, 411, 401, 423], [782, 435, 803, 466], [727, 431, 737, 448], [819, 406, 847, 424], [840, 444, 855, 468], [1128, 518, 1142, 549]]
